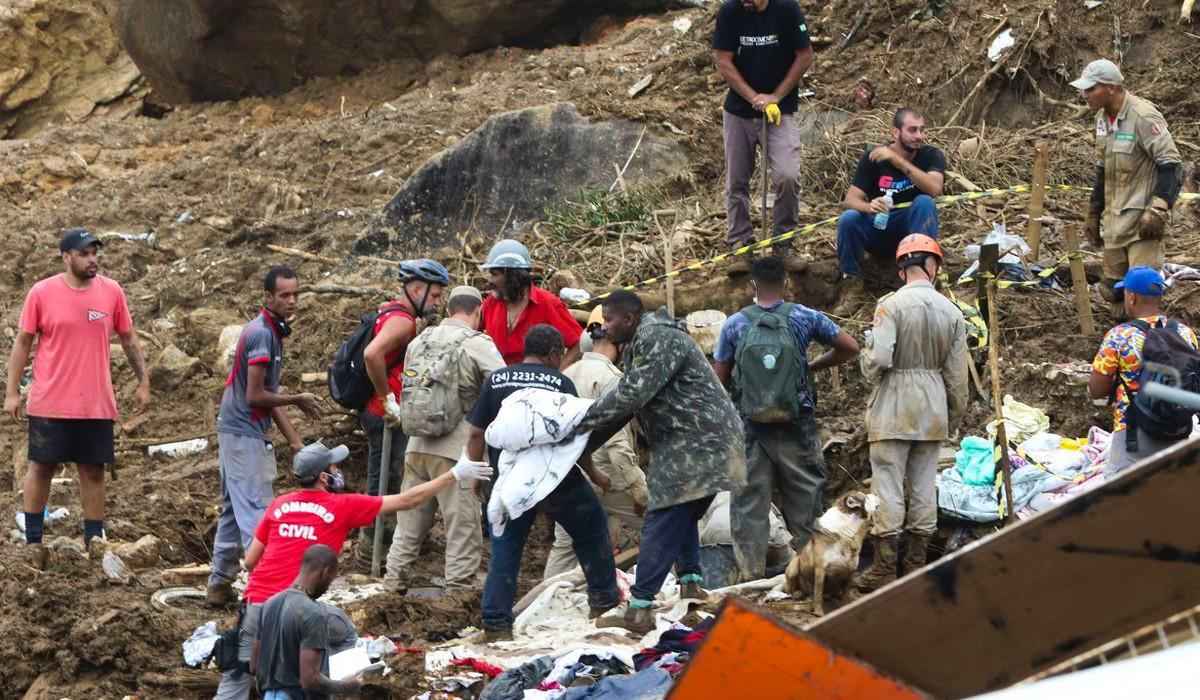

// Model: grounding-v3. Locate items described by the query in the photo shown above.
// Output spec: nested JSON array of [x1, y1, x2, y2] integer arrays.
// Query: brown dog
[[784, 491, 880, 616]]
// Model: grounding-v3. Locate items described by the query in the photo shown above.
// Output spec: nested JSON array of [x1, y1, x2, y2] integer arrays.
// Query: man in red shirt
[[358, 259, 449, 564], [213, 440, 490, 699], [479, 239, 582, 367], [5, 229, 151, 563]]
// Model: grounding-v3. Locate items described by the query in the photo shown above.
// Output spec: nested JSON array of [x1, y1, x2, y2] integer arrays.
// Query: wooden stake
[[1026, 142, 1050, 260], [654, 211, 677, 317], [761, 115, 770, 244], [1063, 223, 1097, 337], [986, 276, 1016, 524]]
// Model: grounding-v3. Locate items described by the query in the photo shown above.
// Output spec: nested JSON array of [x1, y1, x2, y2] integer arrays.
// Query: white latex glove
[[383, 393, 403, 424], [451, 454, 493, 482]]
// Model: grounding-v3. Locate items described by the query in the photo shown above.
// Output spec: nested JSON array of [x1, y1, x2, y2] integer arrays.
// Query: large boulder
[[0, 0, 145, 137], [116, 0, 673, 103], [356, 103, 689, 256]]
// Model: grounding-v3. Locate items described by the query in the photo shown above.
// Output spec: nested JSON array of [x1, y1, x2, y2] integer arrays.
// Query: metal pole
[[370, 425, 392, 578]]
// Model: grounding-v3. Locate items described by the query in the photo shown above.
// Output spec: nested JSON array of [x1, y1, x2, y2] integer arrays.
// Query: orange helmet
[[895, 234, 943, 264]]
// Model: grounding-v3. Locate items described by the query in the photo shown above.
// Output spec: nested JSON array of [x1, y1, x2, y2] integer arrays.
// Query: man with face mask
[[479, 239, 582, 367], [834, 108, 946, 317], [6, 228, 151, 563], [358, 259, 450, 565], [214, 441, 490, 700], [208, 266, 324, 606], [1071, 59, 1182, 316]]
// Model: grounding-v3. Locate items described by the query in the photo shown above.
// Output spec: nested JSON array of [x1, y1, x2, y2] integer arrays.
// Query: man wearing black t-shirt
[[834, 108, 946, 316], [465, 324, 620, 641], [712, 0, 814, 258]]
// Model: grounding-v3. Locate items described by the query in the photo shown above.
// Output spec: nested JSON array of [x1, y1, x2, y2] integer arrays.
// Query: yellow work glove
[[764, 103, 781, 126]]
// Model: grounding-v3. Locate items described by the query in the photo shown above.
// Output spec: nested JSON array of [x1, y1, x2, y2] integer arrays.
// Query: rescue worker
[[357, 259, 450, 566], [479, 239, 582, 367], [713, 256, 860, 580], [1071, 59, 1182, 313], [849, 235, 968, 599], [385, 286, 505, 590], [576, 291, 747, 634], [544, 307, 649, 579]]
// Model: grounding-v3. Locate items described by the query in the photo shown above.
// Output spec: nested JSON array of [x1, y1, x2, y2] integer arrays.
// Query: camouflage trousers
[[732, 415, 827, 581]]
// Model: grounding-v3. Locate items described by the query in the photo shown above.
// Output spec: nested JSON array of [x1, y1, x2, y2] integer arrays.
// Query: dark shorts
[[28, 417, 115, 466]]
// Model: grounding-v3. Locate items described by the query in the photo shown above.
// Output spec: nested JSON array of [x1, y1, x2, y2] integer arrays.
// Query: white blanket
[[485, 388, 594, 536]]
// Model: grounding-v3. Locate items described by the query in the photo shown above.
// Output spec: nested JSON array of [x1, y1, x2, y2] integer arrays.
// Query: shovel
[[370, 425, 392, 578]]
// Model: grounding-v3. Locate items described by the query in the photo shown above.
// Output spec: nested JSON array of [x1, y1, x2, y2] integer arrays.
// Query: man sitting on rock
[[833, 108, 946, 317]]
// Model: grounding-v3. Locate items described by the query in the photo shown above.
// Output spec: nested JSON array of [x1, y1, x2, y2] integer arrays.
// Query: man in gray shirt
[[253, 544, 360, 699], [208, 266, 323, 606]]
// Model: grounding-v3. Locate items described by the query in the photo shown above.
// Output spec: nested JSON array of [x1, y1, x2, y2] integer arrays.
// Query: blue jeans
[[836, 194, 940, 276], [630, 495, 716, 602], [482, 469, 619, 630]]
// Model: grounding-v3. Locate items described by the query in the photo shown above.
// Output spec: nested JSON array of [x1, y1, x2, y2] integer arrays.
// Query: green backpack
[[733, 303, 807, 424]]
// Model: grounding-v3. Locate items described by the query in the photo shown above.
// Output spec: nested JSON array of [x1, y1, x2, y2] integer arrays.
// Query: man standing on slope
[[6, 228, 151, 565], [713, 0, 814, 265], [207, 265, 323, 606]]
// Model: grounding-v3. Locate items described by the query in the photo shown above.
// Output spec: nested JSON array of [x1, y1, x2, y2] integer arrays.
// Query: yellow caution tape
[[580, 184, 1199, 307]]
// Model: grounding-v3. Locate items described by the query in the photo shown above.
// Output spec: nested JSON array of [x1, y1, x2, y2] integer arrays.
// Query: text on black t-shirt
[[466, 363, 578, 467], [850, 145, 947, 205], [712, 0, 811, 119]]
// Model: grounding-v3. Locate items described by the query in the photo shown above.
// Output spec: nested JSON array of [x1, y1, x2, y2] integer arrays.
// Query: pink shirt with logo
[[18, 274, 133, 420]]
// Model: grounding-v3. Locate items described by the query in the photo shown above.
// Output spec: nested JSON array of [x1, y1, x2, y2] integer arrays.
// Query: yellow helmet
[[587, 305, 604, 329]]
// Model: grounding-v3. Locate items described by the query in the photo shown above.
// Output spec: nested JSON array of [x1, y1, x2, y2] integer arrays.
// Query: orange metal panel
[[669, 599, 927, 700]]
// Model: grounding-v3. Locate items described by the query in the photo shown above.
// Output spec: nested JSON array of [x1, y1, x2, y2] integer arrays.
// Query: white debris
[[182, 621, 221, 667], [148, 438, 209, 459], [672, 17, 693, 34], [988, 29, 1016, 62]]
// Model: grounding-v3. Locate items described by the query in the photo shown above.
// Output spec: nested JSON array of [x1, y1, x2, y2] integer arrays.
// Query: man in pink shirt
[[5, 229, 151, 563]]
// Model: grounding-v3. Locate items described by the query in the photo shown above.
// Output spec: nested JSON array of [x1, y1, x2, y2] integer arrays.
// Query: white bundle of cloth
[[485, 388, 594, 536]]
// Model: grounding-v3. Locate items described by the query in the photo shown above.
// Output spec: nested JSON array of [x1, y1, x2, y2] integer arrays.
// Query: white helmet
[[480, 239, 533, 270]]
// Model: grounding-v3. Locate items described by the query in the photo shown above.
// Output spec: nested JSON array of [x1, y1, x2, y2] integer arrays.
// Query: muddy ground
[[1, 0, 1199, 697]]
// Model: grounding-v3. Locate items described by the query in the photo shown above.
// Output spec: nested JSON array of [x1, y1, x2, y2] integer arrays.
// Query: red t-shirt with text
[[243, 490, 382, 604], [482, 286, 582, 365]]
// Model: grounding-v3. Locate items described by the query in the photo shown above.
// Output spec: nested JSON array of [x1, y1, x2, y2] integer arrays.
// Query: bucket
[[686, 309, 727, 356]]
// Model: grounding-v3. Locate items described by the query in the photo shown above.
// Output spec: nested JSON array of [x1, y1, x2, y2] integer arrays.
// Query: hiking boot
[[588, 600, 620, 620], [21, 543, 48, 572], [206, 580, 238, 607], [831, 276, 868, 319], [483, 627, 514, 643], [898, 532, 931, 577], [679, 581, 708, 601], [845, 534, 899, 603], [597, 606, 654, 635], [85, 531, 108, 561]]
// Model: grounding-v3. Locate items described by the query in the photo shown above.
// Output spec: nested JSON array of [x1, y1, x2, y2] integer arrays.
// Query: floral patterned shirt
[[1092, 315, 1198, 431]]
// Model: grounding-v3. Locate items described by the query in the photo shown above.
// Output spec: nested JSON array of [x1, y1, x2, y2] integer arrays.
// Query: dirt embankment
[[1, 0, 1198, 697]]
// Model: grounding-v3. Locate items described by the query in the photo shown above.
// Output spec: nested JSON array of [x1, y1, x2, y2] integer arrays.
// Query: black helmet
[[398, 259, 450, 286]]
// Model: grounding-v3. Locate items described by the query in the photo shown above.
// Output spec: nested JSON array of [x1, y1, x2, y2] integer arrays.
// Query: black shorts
[[28, 417, 115, 466]]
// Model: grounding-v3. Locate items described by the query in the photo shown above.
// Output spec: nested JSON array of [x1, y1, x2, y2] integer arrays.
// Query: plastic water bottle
[[873, 190, 894, 230]]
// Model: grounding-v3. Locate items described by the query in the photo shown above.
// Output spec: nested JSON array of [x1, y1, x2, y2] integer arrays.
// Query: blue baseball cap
[[1114, 266, 1164, 296]]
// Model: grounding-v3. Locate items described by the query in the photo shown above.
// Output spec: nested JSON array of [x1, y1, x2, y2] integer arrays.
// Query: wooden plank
[[1026, 143, 1050, 259], [671, 599, 927, 700], [806, 437, 1200, 698], [1064, 222, 1096, 337]]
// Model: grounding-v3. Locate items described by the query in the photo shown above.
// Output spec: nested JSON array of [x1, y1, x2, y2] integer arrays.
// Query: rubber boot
[[588, 600, 620, 619], [832, 276, 868, 319], [899, 532, 931, 576], [597, 603, 654, 635], [845, 534, 899, 602], [679, 574, 708, 601], [206, 580, 237, 607], [22, 543, 48, 572], [483, 627, 514, 643]]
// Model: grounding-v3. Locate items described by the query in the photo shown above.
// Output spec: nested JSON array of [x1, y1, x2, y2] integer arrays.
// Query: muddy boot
[[831, 276, 868, 319], [483, 626, 514, 643], [588, 600, 620, 619], [898, 532, 931, 576], [845, 534, 899, 602], [597, 605, 655, 635], [21, 543, 48, 572], [679, 574, 708, 601], [206, 580, 237, 607]]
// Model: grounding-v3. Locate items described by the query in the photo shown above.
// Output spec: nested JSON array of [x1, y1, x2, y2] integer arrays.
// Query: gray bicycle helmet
[[398, 258, 450, 286], [480, 239, 533, 270]]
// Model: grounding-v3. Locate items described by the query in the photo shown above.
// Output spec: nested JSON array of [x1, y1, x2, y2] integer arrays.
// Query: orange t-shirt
[[19, 274, 133, 420]]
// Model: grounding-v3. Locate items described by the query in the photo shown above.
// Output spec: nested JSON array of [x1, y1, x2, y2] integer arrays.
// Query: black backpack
[[211, 602, 248, 674], [328, 303, 409, 410], [1122, 318, 1200, 446]]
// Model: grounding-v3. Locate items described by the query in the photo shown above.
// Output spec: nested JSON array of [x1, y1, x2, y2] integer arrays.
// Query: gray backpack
[[399, 327, 478, 437]]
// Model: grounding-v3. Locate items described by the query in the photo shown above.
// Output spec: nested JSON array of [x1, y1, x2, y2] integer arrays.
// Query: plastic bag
[[954, 436, 995, 486]]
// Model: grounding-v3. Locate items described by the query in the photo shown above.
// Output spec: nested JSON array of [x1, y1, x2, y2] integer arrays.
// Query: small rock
[[202, 215, 233, 231], [568, 66, 586, 79], [628, 73, 654, 98], [217, 325, 243, 374], [176, 211, 195, 224], [672, 17, 692, 34], [151, 344, 200, 391], [251, 104, 275, 126], [958, 137, 981, 159], [102, 551, 131, 583], [113, 534, 162, 569]]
